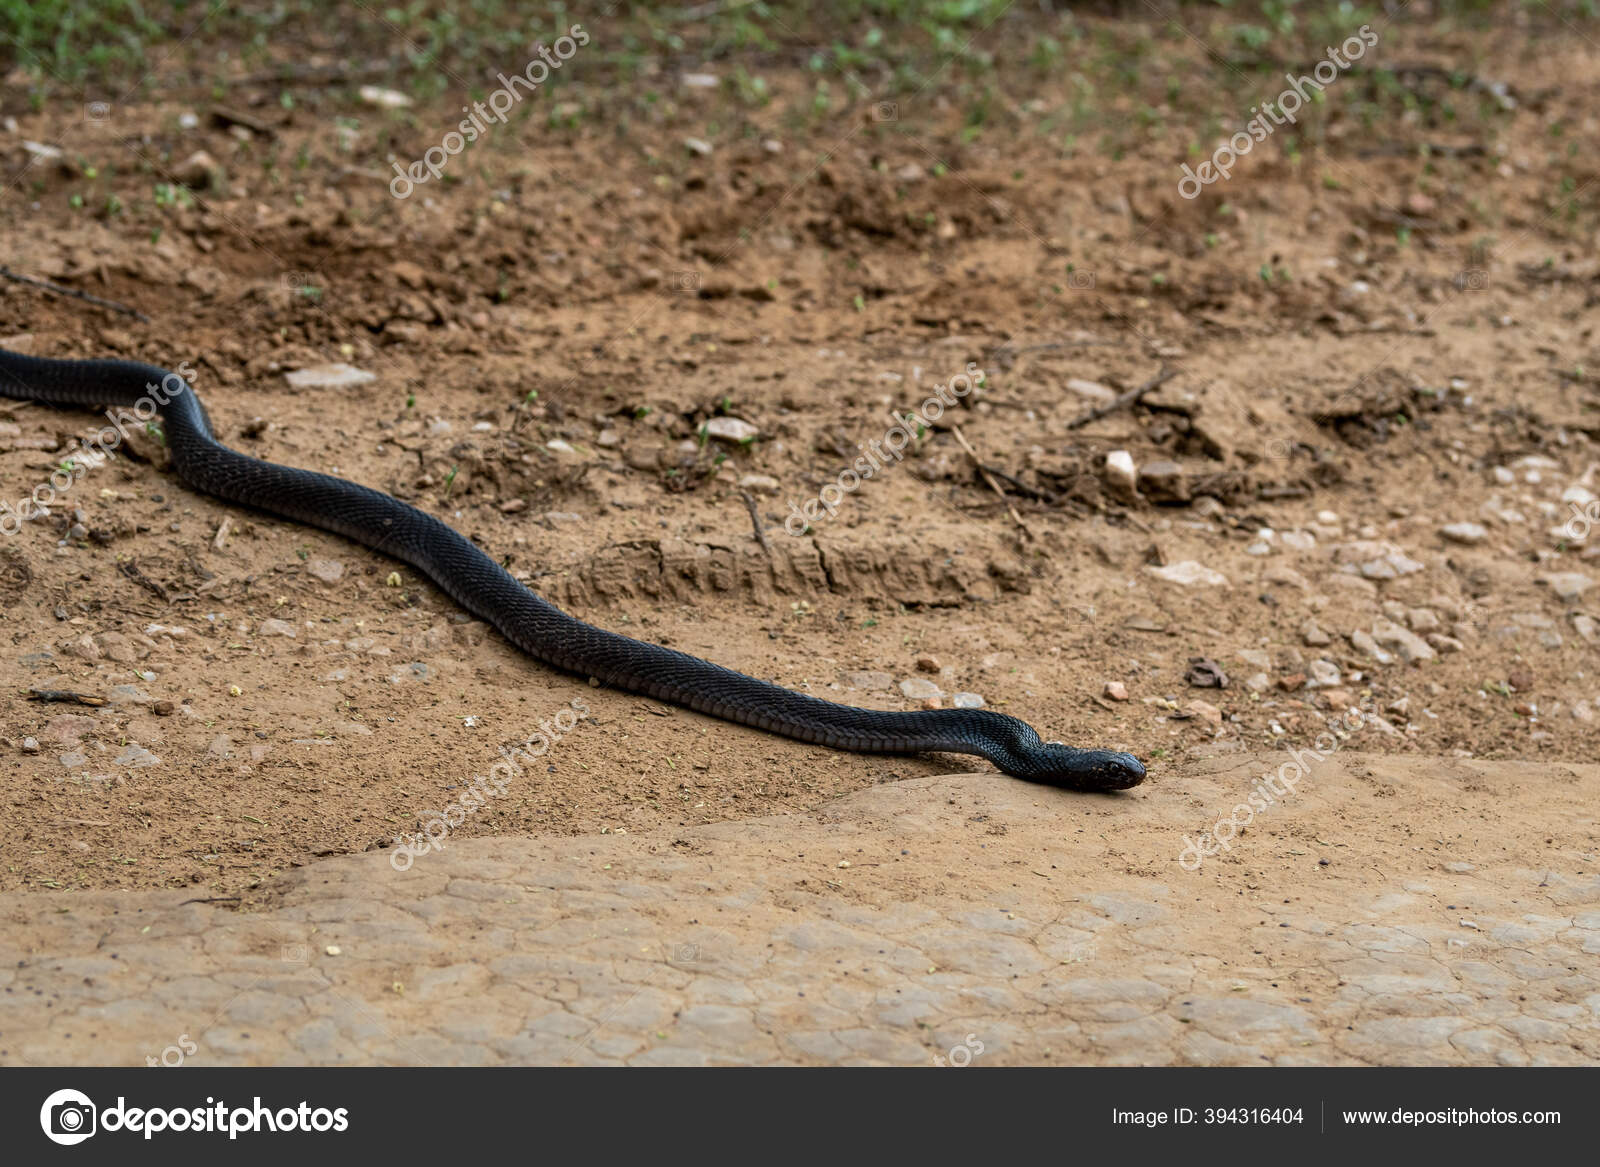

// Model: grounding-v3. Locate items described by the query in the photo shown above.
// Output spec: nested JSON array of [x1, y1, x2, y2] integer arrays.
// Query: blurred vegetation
[[3, 0, 1593, 241], [1, 1, 1595, 92]]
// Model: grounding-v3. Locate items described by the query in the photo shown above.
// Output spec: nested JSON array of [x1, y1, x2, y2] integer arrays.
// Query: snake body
[[0, 349, 1145, 791]]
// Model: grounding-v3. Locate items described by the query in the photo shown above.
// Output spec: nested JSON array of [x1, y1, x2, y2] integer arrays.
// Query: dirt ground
[[0, 0, 1596, 955], [5, 756, 1597, 1067]]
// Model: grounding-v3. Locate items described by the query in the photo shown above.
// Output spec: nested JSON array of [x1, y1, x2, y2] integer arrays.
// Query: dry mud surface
[[3, 755, 1597, 1066], [1, 4, 1598, 1065]]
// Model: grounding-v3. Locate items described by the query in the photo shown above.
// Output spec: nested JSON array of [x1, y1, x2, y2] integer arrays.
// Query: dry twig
[[1064, 365, 1179, 430], [0, 266, 151, 322], [950, 424, 1034, 541]]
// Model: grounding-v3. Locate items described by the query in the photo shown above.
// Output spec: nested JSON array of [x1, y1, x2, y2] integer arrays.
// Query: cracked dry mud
[[4, 755, 1596, 1067]]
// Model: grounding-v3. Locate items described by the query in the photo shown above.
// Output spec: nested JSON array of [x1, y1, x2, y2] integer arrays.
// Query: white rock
[[1307, 659, 1341, 687], [115, 743, 161, 768], [1406, 608, 1440, 633], [175, 150, 221, 186], [738, 473, 781, 494], [359, 85, 412, 108], [704, 416, 759, 443], [305, 558, 345, 583], [1440, 521, 1488, 545], [1350, 628, 1394, 665], [258, 618, 297, 638], [1301, 620, 1331, 646], [1066, 378, 1116, 402], [285, 363, 376, 390], [1371, 617, 1436, 663], [951, 692, 986, 709], [1541, 572, 1594, 602], [1145, 561, 1229, 588], [1104, 450, 1137, 496], [898, 678, 942, 700]]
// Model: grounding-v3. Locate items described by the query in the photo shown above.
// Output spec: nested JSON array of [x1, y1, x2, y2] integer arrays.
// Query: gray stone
[[1542, 572, 1594, 603]]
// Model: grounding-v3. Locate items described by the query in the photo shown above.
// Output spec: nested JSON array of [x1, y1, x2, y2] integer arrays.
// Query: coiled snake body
[[0, 349, 1145, 791]]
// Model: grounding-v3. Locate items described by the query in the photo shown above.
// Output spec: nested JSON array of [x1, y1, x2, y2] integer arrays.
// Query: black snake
[[0, 348, 1145, 791]]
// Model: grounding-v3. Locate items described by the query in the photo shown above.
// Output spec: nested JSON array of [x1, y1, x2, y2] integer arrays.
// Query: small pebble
[[305, 558, 345, 583], [1440, 521, 1488, 545]]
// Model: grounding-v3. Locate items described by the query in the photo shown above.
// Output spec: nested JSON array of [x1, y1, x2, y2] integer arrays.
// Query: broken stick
[[1064, 364, 1179, 430]]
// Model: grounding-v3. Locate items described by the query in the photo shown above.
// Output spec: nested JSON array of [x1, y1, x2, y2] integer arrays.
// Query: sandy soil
[[1, 1, 1596, 930]]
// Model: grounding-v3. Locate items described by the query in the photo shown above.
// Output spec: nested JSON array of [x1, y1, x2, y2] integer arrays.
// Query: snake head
[[1037, 742, 1147, 791]]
